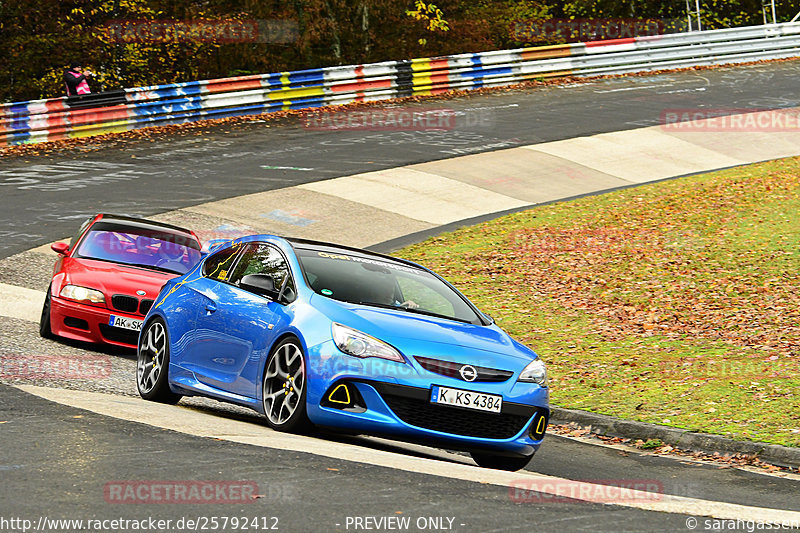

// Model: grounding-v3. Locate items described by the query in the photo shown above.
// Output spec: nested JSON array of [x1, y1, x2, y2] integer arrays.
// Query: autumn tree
[[0, 0, 796, 103]]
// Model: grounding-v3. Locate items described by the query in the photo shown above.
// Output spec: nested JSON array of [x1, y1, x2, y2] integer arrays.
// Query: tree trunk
[[361, 0, 370, 58], [324, 1, 342, 63]]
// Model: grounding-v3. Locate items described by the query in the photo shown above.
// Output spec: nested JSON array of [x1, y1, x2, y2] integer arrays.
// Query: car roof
[[286, 237, 426, 271], [94, 214, 197, 237]]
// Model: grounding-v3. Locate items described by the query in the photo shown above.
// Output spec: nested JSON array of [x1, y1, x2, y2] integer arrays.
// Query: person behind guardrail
[[64, 61, 92, 96]]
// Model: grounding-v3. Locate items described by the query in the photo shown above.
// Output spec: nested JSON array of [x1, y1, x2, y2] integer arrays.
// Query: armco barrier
[[2, 22, 800, 147]]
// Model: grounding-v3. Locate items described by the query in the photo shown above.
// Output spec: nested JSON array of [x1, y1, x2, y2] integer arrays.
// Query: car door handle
[[205, 302, 217, 314]]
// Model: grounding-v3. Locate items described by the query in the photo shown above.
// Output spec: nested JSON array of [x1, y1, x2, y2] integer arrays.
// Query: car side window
[[228, 243, 295, 301], [203, 244, 242, 281]]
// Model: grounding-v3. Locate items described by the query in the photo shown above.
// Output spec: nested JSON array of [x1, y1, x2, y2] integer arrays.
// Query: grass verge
[[396, 157, 800, 447]]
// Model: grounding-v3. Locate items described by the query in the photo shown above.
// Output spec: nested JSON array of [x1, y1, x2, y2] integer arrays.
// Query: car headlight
[[332, 323, 404, 363], [518, 359, 547, 386], [60, 285, 106, 304]]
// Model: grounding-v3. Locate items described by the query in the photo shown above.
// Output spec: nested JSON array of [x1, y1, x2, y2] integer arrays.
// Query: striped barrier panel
[[2, 22, 800, 147]]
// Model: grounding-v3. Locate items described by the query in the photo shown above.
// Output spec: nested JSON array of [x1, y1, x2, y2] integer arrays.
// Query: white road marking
[[17, 385, 800, 523], [657, 87, 707, 94], [260, 165, 316, 171], [593, 84, 676, 93], [298, 168, 528, 225], [0, 283, 45, 322], [527, 128, 744, 183], [457, 103, 520, 112]]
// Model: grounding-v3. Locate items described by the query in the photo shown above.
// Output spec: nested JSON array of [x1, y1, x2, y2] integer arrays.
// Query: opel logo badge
[[459, 365, 478, 382], [136, 290, 146, 296]]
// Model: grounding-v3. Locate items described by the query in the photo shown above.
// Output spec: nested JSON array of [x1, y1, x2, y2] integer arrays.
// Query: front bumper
[[50, 296, 141, 348], [304, 341, 550, 457]]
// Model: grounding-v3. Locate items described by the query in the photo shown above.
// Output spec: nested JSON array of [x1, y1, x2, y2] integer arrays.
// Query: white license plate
[[108, 315, 143, 332], [430, 385, 502, 413]]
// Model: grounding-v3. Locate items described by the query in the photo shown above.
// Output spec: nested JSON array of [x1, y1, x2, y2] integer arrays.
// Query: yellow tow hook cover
[[328, 383, 351, 405]]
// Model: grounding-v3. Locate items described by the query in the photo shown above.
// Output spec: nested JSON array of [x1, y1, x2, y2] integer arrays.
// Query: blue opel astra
[[137, 234, 549, 471]]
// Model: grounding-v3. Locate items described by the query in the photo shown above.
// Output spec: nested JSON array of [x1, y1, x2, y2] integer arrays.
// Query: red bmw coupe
[[40, 214, 202, 348]]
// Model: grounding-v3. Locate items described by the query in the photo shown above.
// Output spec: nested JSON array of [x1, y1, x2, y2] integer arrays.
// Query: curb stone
[[550, 406, 800, 469]]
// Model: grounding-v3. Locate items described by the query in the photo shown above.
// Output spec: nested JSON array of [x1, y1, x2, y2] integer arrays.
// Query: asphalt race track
[[2, 61, 800, 258], [2, 61, 800, 533]]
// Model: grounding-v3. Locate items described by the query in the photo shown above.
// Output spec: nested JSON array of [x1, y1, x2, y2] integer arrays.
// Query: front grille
[[111, 295, 138, 313], [380, 391, 533, 440], [415, 356, 513, 383], [139, 299, 154, 315], [99, 324, 139, 346]]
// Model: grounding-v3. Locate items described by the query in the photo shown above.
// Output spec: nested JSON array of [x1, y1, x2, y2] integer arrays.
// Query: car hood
[[311, 295, 537, 368], [62, 258, 175, 299]]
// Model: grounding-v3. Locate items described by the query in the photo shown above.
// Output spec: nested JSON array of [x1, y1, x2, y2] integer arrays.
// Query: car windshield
[[295, 248, 485, 324], [75, 222, 202, 275]]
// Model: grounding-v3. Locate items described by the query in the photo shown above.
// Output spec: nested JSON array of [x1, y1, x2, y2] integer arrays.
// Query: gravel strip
[[0, 250, 58, 291]]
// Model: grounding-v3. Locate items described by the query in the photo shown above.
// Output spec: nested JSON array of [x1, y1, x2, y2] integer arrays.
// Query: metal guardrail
[[2, 22, 800, 147]]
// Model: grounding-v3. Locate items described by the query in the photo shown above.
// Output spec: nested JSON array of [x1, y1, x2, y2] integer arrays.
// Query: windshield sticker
[[321, 288, 333, 296], [316, 251, 417, 274]]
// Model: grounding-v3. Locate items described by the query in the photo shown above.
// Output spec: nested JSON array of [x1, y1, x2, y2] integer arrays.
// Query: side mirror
[[239, 274, 279, 300], [51, 242, 70, 255]]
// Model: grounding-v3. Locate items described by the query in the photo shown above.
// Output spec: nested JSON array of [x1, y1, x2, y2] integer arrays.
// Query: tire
[[262, 337, 311, 433], [137, 318, 181, 404], [470, 451, 533, 472], [39, 286, 54, 339]]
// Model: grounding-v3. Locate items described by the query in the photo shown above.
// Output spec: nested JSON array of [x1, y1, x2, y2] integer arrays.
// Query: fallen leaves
[[398, 156, 800, 447], [549, 422, 797, 473], [455, 168, 800, 357]]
